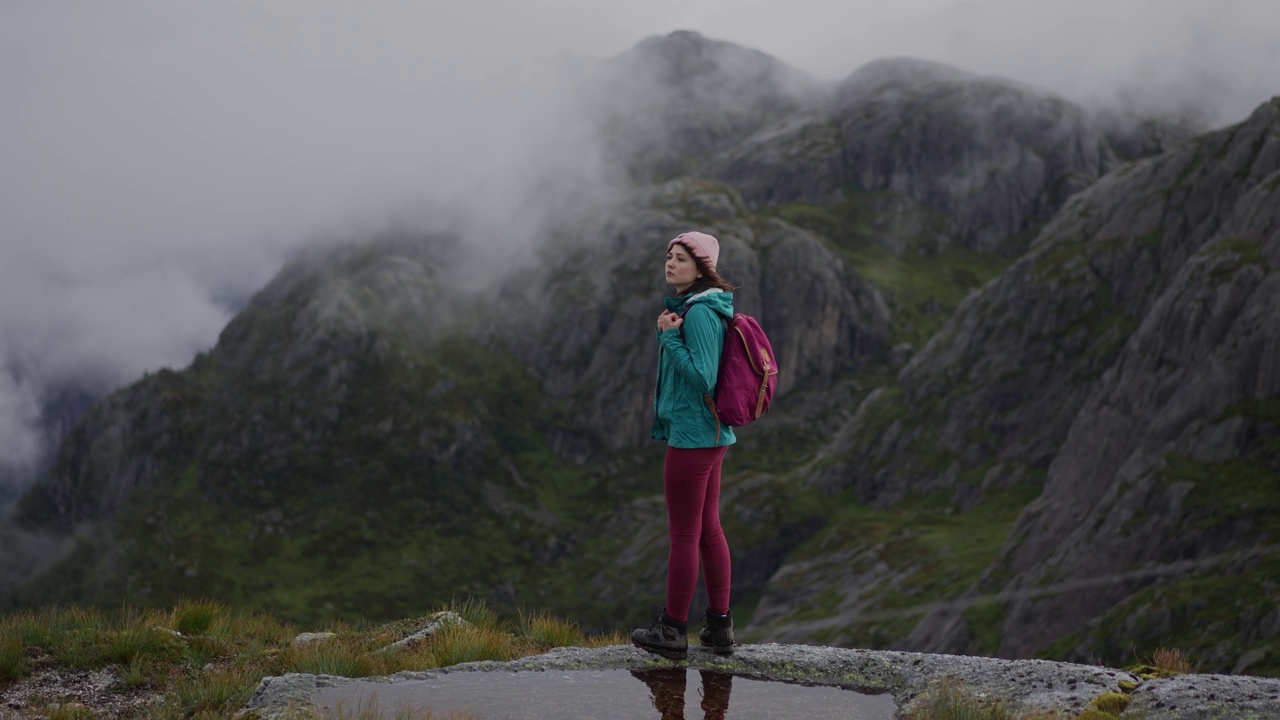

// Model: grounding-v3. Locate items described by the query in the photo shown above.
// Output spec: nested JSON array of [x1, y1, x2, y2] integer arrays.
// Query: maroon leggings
[[663, 445, 732, 623]]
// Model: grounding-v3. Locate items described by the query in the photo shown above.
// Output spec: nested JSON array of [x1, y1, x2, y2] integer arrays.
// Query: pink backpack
[[682, 309, 779, 440]]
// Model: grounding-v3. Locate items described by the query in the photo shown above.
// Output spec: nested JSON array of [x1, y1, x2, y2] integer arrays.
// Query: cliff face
[[708, 58, 1124, 254], [6, 32, 1277, 675], [988, 101, 1280, 665], [748, 98, 1280, 674]]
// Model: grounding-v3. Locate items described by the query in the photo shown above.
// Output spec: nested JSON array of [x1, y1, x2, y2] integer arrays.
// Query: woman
[[631, 231, 737, 660]]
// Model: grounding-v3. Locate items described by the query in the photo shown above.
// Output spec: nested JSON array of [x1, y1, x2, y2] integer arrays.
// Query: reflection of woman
[[631, 668, 733, 720], [631, 232, 737, 661]]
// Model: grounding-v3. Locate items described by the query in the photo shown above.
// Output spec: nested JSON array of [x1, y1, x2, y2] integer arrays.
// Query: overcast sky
[[1, 0, 1278, 472]]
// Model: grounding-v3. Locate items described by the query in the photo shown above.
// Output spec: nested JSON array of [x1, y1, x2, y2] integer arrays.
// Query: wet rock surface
[[240, 644, 1280, 719]]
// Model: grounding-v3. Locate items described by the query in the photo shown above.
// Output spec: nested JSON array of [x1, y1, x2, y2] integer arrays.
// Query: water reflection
[[631, 668, 733, 720], [311, 666, 898, 719]]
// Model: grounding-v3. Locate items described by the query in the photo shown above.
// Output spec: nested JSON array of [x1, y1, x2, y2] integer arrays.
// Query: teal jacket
[[651, 288, 737, 449]]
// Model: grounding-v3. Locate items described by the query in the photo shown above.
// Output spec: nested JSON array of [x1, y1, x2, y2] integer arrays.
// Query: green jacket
[[651, 288, 737, 449]]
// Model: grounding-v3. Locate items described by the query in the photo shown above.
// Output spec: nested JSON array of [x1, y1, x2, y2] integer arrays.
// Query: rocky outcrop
[[751, 98, 1280, 664], [827, 99, 1280, 504], [710, 58, 1132, 255], [240, 644, 1280, 720], [985, 101, 1280, 660], [833, 59, 1111, 253]]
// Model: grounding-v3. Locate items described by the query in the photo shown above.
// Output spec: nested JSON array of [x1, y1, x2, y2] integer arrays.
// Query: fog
[[1, 0, 1278, 481]]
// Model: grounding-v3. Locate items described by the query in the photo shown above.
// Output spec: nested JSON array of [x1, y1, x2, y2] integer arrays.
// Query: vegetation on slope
[[0, 598, 623, 719]]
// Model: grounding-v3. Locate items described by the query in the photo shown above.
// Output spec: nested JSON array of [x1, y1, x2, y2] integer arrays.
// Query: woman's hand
[[657, 311, 683, 332]]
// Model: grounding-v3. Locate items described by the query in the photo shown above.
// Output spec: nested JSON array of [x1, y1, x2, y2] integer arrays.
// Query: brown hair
[[673, 240, 736, 296]]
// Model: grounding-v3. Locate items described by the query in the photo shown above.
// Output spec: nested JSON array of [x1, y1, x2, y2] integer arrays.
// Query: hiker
[[632, 231, 737, 660]]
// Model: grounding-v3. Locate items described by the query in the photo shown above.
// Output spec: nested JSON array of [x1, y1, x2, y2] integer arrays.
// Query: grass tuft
[[154, 666, 260, 719], [104, 624, 182, 665], [518, 609, 585, 651], [429, 623, 519, 668], [286, 635, 393, 678], [0, 634, 28, 682], [1149, 647, 1195, 675], [448, 598, 508, 634], [582, 629, 629, 648], [1128, 646, 1197, 679], [120, 657, 153, 688], [1091, 692, 1131, 714], [174, 598, 227, 636]]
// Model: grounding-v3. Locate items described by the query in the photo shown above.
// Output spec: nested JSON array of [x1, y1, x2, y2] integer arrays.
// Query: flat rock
[[240, 643, 1280, 719], [1129, 673, 1280, 719]]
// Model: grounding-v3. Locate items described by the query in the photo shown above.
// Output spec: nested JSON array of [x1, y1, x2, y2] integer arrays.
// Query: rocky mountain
[[747, 97, 1280, 675], [4, 31, 1275, 676], [709, 58, 1121, 254]]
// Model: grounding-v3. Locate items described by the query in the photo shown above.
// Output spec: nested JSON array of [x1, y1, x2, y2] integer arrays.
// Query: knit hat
[[668, 231, 720, 271]]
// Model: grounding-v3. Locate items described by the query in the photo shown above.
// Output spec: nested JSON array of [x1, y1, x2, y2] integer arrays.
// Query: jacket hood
[[664, 288, 735, 320]]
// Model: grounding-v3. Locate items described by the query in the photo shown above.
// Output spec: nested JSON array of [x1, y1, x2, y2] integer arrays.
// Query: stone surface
[[1130, 673, 1280, 720], [376, 611, 467, 653], [240, 644, 1280, 720], [291, 632, 337, 648]]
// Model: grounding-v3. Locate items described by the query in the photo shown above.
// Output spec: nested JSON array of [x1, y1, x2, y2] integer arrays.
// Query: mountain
[[748, 97, 1280, 674], [5, 31, 1275, 675], [593, 30, 824, 182]]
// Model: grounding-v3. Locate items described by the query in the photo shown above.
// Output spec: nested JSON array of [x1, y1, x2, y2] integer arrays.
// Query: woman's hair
[[674, 240, 736, 295]]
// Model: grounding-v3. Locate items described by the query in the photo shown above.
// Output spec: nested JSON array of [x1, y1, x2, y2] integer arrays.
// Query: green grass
[[773, 196, 1015, 347], [0, 599, 628, 719], [962, 600, 1005, 658], [174, 598, 225, 636], [0, 633, 25, 682], [1056, 552, 1280, 676], [517, 609, 593, 651], [1163, 450, 1280, 542], [12, 332, 611, 628], [768, 483, 1042, 648]]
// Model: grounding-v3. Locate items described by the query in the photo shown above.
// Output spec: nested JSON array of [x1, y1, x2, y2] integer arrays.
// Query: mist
[[2, 0, 1278, 485]]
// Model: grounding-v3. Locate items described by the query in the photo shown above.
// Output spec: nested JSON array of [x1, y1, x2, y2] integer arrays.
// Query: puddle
[[313, 668, 896, 719]]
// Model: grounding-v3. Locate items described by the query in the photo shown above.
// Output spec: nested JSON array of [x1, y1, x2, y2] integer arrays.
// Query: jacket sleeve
[[657, 305, 721, 396]]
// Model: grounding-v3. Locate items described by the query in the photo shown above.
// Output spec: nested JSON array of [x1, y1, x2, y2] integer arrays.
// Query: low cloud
[[0, 371, 41, 471], [1, 0, 1277, 477]]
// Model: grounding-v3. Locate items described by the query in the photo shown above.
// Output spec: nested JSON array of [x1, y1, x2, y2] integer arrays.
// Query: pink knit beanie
[[668, 231, 720, 271]]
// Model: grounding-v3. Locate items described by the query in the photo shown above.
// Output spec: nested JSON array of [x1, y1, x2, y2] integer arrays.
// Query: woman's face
[[665, 244, 700, 292]]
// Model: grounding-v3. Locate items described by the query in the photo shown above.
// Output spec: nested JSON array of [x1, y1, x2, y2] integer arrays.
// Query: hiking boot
[[698, 609, 734, 654], [631, 608, 688, 660]]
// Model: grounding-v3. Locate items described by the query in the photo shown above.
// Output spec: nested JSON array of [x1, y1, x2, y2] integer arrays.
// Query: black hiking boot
[[698, 609, 734, 654], [631, 608, 688, 660]]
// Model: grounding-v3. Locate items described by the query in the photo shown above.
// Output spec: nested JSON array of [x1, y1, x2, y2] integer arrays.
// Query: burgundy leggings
[[663, 445, 731, 623]]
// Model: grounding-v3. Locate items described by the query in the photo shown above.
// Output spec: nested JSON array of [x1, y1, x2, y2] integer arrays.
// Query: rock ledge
[[240, 643, 1280, 718]]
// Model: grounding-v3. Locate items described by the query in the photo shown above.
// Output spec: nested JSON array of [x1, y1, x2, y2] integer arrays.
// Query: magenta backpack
[[682, 308, 779, 440]]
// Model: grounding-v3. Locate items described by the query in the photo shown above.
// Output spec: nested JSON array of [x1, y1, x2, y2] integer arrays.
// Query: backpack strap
[[678, 305, 724, 445]]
